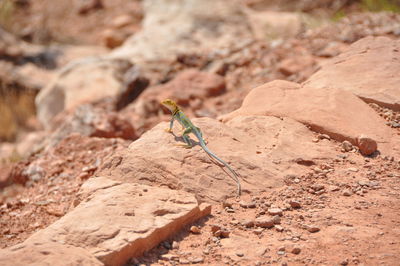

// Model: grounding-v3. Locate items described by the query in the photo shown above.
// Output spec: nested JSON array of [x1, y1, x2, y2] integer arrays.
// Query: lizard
[[161, 99, 241, 196]]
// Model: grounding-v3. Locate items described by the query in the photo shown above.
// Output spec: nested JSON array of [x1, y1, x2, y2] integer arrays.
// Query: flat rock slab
[[0, 242, 102, 266], [22, 177, 210, 266], [219, 80, 399, 156], [304, 36, 400, 111], [98, 116, 337, 201]]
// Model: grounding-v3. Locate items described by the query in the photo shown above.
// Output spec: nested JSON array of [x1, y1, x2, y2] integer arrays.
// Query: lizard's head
[[161, 99, 178, 113]]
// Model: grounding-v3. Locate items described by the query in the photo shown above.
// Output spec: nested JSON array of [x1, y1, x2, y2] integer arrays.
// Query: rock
[[0, 242, 102, 265], [190, 225, 201, 234], [240, 200, 256, 208], [45, 103, 137, 148], [305, 36, 400, 111], [289, 200, 301, 209], [347, 167, 359, 172], [23, 177, 211, 265], [305, 225, 320, 233], [219, 80, 398, 156], [291, 246, 301, 254], [101, 29, 126, 48], [97, 115, 337, 202], [278, 56, 316, 76], [342, 140, 353, 152], [138, 69, 226, 106], [255, 217, 275, 228], [111, 0, 253, 63], [267, 208, 283, 216], [247, 11, 309, 40], [214, 229, 230, 238], [275, 225, 284, 232], [357, 135, 378, 156], [36, 58, 133, 129], [111, 14, 133, 28], [343, 189, 353, 197]]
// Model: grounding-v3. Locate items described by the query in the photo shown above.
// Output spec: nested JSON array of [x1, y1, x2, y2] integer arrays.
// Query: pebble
[[255, 217, 275, 228], [268, 208, 283, 216], [172, 241, 179, 249], [190, 226, 201, 234], [239, 200, 256, 208], [236, 252, 244, 257], [342, 189, 353, 196], [242, 220, 254, 228], [275, 225, 284, 232], [347, 167, 359, 172], [214, 229, 230, 238], [357, 135, 377, 156], [189, 256, 204, 264], [291, 246, 301, 254], [289, 200, 301, 209], [306, 225, 320, 233], [342, 140, 353, 152]]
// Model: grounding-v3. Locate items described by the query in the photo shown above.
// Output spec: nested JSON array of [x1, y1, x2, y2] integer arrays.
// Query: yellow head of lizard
[[161, 99, 179, 113]]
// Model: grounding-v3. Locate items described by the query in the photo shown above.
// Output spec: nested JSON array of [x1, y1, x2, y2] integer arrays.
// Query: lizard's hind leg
[[181, 128, 193, 148]]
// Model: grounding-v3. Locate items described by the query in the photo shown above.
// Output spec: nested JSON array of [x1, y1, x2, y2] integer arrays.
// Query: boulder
[[305, 36, 400, 111], [0, 242, 102, 266], [98, 116, 337, 201], [35, 58, 133, 129], [25, 177, 211, 265], [219, 80, 399, 156], [110, 0, 253, 63]]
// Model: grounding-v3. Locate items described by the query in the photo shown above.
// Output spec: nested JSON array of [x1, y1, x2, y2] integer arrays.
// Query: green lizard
[[161, 99, 241, 196]]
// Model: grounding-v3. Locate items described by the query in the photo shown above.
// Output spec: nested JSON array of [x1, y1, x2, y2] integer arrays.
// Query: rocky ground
[[0, 0, 400, 265]]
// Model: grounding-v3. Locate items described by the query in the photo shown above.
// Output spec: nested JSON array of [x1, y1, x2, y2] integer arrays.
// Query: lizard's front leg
[[165, 117, 174, 133]]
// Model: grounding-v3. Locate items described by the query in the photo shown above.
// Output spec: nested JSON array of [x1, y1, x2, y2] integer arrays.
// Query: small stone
[[236, 252, 244, 257], [189, 256, 204, 264], [268, 208, 283, 216], [275, 225, 284, 232], [347, 167, 359, 172], [222, 200, 233, 208], [161, 254, 178, 260], [342, 189, 352, 196], [179, 258, 190, 264], [239, 200, 256, 208], [311, 184, 325, 191], [305, 225, 320, 233], [318, 134, 331, 140], [210, 224, 221, 233], [291, 246, 301, 254], [255, 217, 274, 228], [342, 140, 353, 152], [111, 14, 132, 28], [190, 225, 201, 234], [357, 135, 377, 156], [214, 229, 230, 238], [289, 200, 301, 209], [172, 241, 179, 249], [278, 246, 285, 251], [277, 250, 285, 255], [242, 220, 254, 228], [225, 207, 235, 213], [272, 215, 281, 225]]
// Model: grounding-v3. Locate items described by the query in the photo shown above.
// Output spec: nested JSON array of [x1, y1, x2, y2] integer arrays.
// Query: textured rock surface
[[219, 80, 399, 156], [0, 242, 102, 266], [25, 177, 211, 265], [305, 36, 400, 111], [98, 116, 337, 201]]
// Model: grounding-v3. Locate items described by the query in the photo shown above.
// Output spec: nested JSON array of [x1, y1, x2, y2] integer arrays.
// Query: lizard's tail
[[198, 137, 241, 196]]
